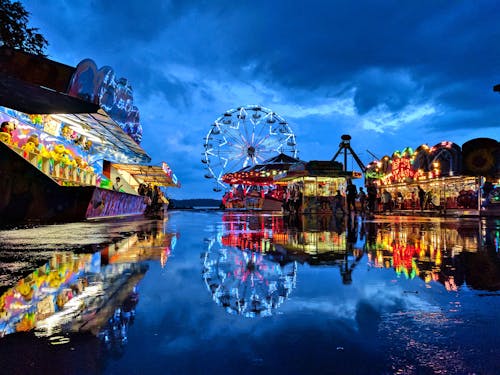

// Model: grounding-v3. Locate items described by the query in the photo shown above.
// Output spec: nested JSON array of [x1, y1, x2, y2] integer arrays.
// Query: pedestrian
[[346, 180, 358, 213], [113, 176, 123, 191], [332, 190, 344, 216], [418, 185, 426, 211], [367, 184, 377, 214], [381, 189, 393, 213], [138, 183, 146, 196], [358, 187, 366, 214]]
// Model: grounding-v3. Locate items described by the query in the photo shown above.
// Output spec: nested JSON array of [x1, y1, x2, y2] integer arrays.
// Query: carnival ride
[[202, 105, 298, 192]]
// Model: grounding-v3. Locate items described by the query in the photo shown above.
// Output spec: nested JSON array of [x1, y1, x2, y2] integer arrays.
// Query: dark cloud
[[21, 0, 500, 198]]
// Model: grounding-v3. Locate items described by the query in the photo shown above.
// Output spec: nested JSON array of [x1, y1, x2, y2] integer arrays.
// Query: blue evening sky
[[23, 0, 500, 199]]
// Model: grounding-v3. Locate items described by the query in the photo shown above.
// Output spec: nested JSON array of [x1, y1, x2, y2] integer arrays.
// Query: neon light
[[391, 157, 415, 182]]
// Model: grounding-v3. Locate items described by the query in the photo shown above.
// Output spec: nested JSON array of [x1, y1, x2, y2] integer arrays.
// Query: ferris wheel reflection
[[202, 212, 499, 317], [201, 212, 367, 317]]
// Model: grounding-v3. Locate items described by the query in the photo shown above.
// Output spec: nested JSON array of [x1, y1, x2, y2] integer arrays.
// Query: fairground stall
[[274, 160, 362, 214], [365, 138, 499, 215], [221, 153, 301, 210], [0, 46, 179, 224]]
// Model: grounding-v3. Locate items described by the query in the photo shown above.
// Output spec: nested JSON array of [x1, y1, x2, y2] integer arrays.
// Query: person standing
[[381, 190, 393, 213], [346, 180, 358, 213], [113, 176, 123, 191], [418, 186, 426, 211], [358, 187, 367, 214], [367, 184, 378, 214], [332, 190, 344, 216]]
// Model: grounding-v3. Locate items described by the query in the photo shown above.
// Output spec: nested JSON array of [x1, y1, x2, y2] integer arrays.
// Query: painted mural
[[86, 188, 146, 218]]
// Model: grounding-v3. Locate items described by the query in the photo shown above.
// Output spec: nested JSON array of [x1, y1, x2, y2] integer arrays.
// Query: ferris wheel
[[202, 105, 298, 192]]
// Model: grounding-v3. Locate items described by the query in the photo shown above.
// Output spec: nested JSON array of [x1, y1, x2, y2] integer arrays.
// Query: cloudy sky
[[23, 0, 500, 199]]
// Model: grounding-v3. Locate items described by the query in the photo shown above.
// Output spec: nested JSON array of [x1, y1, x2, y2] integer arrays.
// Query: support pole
[[331, 134, 367, 173]]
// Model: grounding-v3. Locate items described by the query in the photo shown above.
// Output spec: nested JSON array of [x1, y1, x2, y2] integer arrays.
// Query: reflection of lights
[[202, 237, 297, 318], [35, 284, 104, 338], [367, 222, 475, 288]]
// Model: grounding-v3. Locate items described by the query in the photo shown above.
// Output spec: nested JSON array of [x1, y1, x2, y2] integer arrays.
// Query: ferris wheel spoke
[[242, 117, 254, 146], [215, 146, 244, 155], [216, 154, 246, 170], [253, 132, 273, 149], [255, 141, 279, 157], [265, 133, 287, 149], [251, 120, 267, 146], [223, 130, 246, 147]]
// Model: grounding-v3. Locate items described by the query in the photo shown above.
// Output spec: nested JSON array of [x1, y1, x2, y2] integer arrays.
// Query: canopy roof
[[111, 162, 179, 187], [53, 110, 150, 164], [274, 160, 362, 183], [261, 153, 301, 164], [222, 153, 301, 185], [0, 46, 150, 164]]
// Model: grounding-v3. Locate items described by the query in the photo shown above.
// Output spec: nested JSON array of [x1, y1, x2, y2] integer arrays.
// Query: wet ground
[[0, 211, 499, 375]]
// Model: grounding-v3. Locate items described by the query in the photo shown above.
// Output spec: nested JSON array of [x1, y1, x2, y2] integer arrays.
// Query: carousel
[[221, 153, 301, 210]]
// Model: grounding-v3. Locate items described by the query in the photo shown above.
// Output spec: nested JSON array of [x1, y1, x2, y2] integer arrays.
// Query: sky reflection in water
[[0, 212, 499, 374]]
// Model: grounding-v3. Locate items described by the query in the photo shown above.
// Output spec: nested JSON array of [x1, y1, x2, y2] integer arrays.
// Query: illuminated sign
[[162, 162, 173, 177], [391, 157, 415, 182]]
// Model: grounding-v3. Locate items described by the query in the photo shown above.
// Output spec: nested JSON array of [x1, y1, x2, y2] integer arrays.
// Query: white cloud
[[362, 103, 438, 133]]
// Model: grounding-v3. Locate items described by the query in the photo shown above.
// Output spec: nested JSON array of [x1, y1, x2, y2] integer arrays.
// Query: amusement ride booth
[[274, 135, 365, 215], [0, 46, 179, 224], [365, 138, 499, 215]]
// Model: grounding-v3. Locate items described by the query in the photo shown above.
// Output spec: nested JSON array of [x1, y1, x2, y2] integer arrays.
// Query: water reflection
[[0, 213, 498, 373], [203, 212, 500, 319], [364, 218, 500, 291], [202, 214, 297, 317], [0, 219, 178, 344]]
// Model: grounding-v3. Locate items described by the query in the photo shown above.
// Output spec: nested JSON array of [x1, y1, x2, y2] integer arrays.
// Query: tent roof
[[111, 162, 179, 187], [274, 160, 362, 183], [260, 153, 301, 164], [222, 153, 301, 185]]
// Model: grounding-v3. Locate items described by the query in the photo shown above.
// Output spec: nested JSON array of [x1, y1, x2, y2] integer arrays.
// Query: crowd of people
[[219, 179, 494, 216], [282, 184, 303, 215], [138, 182, 165, 218], [281, 180, 451, 217]]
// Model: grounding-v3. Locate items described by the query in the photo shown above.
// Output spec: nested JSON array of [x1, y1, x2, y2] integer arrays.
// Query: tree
[[0, 0, 48, 56]]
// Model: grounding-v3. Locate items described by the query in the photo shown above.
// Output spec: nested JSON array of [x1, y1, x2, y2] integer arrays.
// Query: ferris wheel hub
[[247, 146, 256, 158]]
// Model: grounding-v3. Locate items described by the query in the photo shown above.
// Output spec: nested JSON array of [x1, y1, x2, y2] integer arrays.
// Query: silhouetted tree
[[0, 0, 48, 55]]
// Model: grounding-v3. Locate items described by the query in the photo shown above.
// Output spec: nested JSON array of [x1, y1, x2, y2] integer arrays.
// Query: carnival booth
[[274, 160, 362, 214], [221, 153, 301, 210], [365, 138, 499, 214], [0, 46, 180, 223]]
